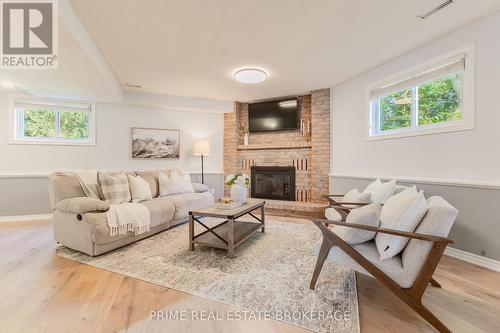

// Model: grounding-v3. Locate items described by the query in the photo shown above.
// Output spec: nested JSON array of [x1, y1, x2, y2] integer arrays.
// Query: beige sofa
[[48, 170, 214, 256]]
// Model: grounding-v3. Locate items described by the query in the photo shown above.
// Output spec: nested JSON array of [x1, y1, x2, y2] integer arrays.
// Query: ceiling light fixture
[[234, 68, 267, 84], [1, 80, 15, 89]]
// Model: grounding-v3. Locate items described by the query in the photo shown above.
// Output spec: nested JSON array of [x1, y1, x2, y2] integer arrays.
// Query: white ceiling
[[68, 0, 500, 102], [2, 1, 500, 103]]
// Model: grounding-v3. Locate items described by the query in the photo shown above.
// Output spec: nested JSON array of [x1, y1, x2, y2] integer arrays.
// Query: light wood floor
[[1, 218, 499, 333]]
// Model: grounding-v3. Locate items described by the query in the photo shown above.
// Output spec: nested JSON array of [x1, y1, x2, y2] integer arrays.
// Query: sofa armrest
[[192, 182, 209, 193], [55, 197, 109, 215]]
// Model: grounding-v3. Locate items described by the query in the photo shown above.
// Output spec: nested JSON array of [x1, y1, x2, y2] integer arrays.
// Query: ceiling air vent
[[418, 0, 454, 19], [124, 83, 142, 89]]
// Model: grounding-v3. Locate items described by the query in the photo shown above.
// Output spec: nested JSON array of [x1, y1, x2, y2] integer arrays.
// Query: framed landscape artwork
[[131, 128, 180, 159]]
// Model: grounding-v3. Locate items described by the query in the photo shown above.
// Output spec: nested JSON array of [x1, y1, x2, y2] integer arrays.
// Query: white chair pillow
[[128, 174, 153, 203], [362, 178, 396, 204], [325, 208, 342, 222], [375, 187, 428, 260], [334, 204, 382, 244], [159, 171, 194, 197], [342, 188, 371, 208]]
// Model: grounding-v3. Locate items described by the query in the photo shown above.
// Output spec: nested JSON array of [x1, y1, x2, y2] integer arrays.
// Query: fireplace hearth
[[251, 166, 295, 201]]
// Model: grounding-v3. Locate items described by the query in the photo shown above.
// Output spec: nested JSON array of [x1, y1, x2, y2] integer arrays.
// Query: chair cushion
[[139, 197, 176, 228], [163, 192, 214, 221], [362, 178, 396, 204], [128, 174, 153, 203], [334, 204, 381, 244], [315, 241, 414, 288], [342, 189, 371, 208], [401, 196, 458, 286], [325, 208, 342, 222], [376, 187, 427, 260]]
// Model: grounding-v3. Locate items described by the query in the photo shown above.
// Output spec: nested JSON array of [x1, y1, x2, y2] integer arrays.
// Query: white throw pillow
[[334, 204, 382, 244], [362, 178, 396, 204], [325, 208, 342, 222], [159, 171, 194, 197], [342, 189, 371, 208], [128, 174, 153, 203], [375, 187, 428, 260]]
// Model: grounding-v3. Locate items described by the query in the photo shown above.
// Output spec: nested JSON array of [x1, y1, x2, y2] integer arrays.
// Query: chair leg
[[430, 278, 441, 288], [309, 240, 331, 290], [412, 302, 451, 333]]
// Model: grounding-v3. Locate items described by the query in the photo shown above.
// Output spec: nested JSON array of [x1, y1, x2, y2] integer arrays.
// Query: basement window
[[11, 98, 95, 145], [367, 46, 474, 140]]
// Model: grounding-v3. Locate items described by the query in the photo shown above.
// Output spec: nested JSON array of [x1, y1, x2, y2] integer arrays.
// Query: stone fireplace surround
[[224, 88, 330, 216]]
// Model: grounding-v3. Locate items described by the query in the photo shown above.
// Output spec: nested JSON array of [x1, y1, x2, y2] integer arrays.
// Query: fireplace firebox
[[251, 166, 295, 201]]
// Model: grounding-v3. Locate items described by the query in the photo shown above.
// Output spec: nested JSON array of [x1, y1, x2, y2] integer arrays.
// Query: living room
[[1, 1, 500, 332]]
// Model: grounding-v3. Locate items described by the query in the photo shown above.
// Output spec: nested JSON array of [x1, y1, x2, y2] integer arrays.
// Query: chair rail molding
[[329, 173, 500, 190]]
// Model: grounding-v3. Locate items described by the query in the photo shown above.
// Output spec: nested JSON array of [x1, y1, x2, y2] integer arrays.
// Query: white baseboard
[[0, 214, 53, 223], [445, 247, 500, 272]]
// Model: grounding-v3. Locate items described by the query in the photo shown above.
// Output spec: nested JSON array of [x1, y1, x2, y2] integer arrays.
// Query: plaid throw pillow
[[98, 172, 131, 204]]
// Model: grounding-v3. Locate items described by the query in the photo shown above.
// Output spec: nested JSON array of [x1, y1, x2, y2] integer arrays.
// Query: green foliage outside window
[[380, 90, 412, 131], [24, 109, 56, 138], [22, 108, 89, 140], [418, 75, 462, 125], [60, 111, 89, 139], [377, 73, 461, 132]]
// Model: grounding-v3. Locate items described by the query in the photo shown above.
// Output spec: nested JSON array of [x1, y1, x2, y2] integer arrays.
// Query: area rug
[[57, 218, 359, 333]]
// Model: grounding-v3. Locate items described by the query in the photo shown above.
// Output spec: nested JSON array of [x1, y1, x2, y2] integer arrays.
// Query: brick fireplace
[[224, 88, 330, 216]]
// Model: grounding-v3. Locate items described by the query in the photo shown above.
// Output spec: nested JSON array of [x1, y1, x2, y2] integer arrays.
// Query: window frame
[[9, 96, 96, 146], [365, 44, 475, 141]]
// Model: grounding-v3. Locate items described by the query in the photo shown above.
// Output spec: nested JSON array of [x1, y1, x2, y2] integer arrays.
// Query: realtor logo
[[1, 0, 58, 68]]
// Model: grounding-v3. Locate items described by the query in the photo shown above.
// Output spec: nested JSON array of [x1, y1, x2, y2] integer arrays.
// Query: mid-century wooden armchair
[[310, 196, 458, 333]]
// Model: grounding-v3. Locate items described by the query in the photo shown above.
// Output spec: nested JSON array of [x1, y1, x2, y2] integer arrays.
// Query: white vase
[[230, 184, 248, 203]]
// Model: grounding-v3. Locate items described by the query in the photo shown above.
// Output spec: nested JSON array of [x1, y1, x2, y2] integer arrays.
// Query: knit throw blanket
[[73, 170, 151, 237], [106, 203, 151, 237]]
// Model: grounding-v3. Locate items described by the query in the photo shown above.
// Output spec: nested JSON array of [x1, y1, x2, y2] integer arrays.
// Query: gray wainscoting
[[330, 175, 500, 262], [0, 173, 224, 217], [0, 175, 52, 216]]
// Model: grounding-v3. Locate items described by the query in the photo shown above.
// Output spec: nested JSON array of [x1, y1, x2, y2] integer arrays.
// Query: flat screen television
[[248, 98, 299, 132]]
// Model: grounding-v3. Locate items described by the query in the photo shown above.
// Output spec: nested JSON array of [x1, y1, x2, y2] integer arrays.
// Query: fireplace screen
[[251, 166, 296, 201]]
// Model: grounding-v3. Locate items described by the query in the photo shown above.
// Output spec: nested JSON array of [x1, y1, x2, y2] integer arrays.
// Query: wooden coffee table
[[189, 199, 265, 258]]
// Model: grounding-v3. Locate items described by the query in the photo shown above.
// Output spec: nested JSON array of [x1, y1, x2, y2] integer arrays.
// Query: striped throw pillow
[[98, 172, 131, 204]]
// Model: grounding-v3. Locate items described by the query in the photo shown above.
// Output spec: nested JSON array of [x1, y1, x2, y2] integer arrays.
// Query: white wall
[[331, 11, 500, 184], [0, 92, 224, 174]]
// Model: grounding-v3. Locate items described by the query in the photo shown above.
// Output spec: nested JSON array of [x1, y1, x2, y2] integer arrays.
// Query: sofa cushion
[[49, 172, 86, 207], [139, 197, 176, 228], [163, 192, 214, 221]]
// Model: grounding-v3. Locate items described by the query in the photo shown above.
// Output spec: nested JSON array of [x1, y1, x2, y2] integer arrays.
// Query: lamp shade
[[192, 140, 211, 156]]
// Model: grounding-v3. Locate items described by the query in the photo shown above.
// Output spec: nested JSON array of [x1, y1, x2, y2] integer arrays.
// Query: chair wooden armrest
[[314, 218, 454, 244], [328, 202, 371, 209]]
